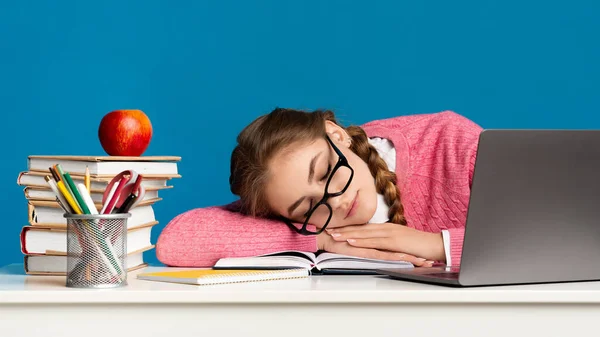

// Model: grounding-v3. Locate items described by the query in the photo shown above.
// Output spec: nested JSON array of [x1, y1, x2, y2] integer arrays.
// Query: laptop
[[376, 129, 600, 287]]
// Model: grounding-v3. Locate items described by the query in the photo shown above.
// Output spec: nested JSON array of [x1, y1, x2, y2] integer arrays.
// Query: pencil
[[57, 181, 83, 214], [85, 166, 91, 193]]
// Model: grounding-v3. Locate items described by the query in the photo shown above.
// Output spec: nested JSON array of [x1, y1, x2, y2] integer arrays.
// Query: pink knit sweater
[[156, 110, 483, 267]]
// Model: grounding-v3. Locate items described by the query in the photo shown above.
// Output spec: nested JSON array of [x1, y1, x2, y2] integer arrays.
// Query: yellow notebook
[[136, 268, 309, 286]]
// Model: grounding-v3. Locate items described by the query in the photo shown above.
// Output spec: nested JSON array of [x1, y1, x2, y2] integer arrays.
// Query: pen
[[44, 175, 73, 213], [48, 166, 61, 183], [55, 197, 69, 213], [116, 193, 137, 213]]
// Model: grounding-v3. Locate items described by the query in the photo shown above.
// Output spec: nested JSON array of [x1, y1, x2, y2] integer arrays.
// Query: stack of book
[[16, 155, 181, 275]]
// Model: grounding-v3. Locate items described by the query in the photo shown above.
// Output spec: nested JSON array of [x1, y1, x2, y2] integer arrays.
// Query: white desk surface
[[3, 263, 600, 304], [4, 263, 600, 337]]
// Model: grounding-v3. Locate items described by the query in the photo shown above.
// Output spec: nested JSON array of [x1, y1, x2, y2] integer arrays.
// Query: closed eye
[[303, 199, 314, 218], [320, 164, 332, 182]]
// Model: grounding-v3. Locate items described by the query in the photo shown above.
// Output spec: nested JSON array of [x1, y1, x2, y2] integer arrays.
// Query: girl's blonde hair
[[229, 108, 406, 225]]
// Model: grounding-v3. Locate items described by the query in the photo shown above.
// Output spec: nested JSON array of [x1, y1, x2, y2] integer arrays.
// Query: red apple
[[98, 109, 153, 156]]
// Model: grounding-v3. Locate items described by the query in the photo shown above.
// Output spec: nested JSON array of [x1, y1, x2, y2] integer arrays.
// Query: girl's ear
[[324, 120, 351, 148]]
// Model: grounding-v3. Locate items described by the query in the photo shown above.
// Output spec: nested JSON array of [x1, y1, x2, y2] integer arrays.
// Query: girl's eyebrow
[[307, 151, 322, 183]]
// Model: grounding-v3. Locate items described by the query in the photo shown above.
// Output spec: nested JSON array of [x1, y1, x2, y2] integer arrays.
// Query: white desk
[[2, 263, 599, 337]]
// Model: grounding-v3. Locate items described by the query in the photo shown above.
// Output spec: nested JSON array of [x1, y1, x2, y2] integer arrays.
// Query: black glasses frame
[[282, 135, 354, 235]]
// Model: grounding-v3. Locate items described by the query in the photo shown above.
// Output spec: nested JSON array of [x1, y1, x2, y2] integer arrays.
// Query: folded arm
[[156, 201, 318, 267]]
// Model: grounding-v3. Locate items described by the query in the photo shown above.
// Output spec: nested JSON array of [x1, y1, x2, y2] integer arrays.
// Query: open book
[[213, 250, 414, 274]]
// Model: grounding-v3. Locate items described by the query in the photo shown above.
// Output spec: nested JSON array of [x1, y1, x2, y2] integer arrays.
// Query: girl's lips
[[345, 191, 359, 219]]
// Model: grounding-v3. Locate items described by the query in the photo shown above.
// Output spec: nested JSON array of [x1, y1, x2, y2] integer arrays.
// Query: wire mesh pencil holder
[[64, 213, 131, 289]]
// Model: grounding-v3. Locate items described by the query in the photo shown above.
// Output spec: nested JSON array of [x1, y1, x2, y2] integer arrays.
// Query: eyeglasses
[[282, 135, 354, 235]]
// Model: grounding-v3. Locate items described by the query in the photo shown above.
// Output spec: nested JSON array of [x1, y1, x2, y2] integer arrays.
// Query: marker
[[77, 183, 98, 215]]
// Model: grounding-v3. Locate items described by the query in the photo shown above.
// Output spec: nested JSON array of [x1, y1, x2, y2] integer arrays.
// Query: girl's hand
[[326, 222, 446, 263], [317, 230, 435, 267]]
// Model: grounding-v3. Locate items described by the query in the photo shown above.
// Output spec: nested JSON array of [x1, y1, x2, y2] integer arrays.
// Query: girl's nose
[[327, 194, 345, 211]]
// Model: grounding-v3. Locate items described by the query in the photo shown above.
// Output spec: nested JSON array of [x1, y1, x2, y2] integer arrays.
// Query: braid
[[345, 126, 407, 226]]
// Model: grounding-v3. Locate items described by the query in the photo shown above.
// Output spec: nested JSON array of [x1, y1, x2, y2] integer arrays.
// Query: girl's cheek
[[324, 219, 345, 229]]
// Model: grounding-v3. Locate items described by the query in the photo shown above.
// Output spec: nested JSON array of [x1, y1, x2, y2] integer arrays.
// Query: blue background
[[1, 1, 598, 268]]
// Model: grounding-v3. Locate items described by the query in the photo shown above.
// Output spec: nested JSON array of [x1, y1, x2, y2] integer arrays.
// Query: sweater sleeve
[[445, 227, 465, 266], [442, 111, 481, 266], [156, 201, 318, 267]]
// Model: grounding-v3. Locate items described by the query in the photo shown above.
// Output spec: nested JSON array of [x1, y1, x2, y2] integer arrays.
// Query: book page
[[258, 250, 317, 262], [314, 252, 413, 270], [213, 250, 316, 270]]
